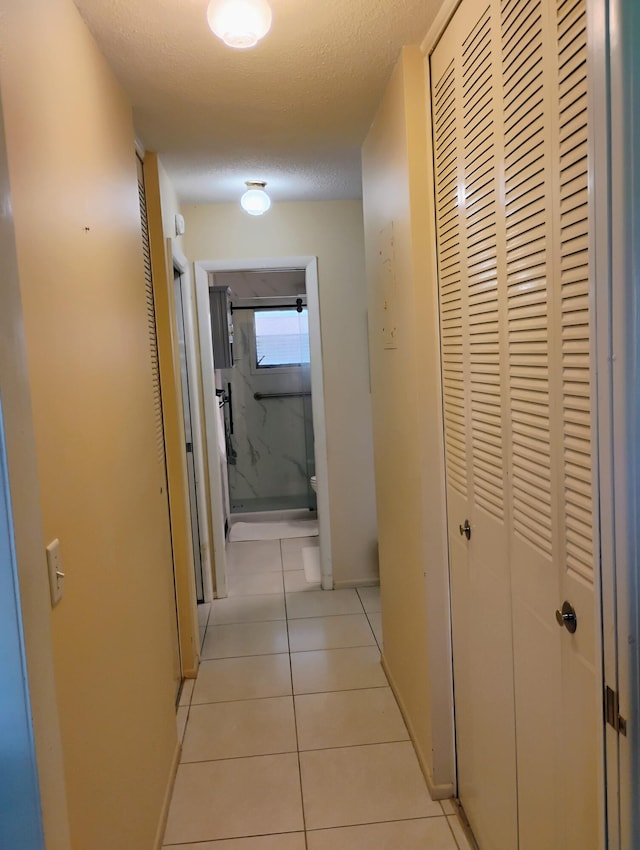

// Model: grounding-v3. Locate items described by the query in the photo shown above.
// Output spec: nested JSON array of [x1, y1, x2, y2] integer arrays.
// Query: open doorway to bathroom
[[214, 270, 317, 516], [194, 256, 333, 598]]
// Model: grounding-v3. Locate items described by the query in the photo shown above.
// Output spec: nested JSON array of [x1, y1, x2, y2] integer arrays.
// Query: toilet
[[310, 475, 317, 493]]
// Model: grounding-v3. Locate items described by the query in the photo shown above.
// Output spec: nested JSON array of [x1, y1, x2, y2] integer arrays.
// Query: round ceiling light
[[241, 181, 272, 216], [206, 0, 273, 49]]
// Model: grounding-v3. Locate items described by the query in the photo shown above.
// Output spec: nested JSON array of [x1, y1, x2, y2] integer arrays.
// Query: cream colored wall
[[0, 92, 71, 850], [184, 200, 379, 586], [361, 46, 455, 793], [0, 1, 180, 847], [158, 156, 186, 255]]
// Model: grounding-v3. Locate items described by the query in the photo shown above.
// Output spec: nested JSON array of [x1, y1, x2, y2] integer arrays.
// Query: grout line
[[180, 747, 299, 765], [190, 692, 294, 707], [287, 641, 377, 654], [294, 738, 411, 755], [282, 546, 310, 850], [188, 682, 391, 708], [305, 814, 448, 835], [364, 610, 383, 650]]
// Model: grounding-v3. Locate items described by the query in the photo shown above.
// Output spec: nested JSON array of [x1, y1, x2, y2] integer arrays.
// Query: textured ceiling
[[74, 0, 442, 202]]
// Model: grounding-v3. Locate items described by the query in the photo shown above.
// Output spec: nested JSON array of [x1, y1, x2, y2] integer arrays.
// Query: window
[[254, 308, 310, 368]]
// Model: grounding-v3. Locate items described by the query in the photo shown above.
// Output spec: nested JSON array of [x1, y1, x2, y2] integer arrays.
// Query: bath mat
[[302, 546, 322, 583], [229, 520, 319, 542]]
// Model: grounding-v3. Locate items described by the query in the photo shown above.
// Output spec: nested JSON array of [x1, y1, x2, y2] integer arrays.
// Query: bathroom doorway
[[214, 270, 317, 515], [194, 256, 333, 595]]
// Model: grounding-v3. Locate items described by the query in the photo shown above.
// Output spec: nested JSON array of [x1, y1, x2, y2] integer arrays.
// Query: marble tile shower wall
[[226, 311, 315, 513]]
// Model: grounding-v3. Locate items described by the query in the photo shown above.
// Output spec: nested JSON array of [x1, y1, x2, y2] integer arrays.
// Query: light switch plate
[[46, 538, 64, 606]]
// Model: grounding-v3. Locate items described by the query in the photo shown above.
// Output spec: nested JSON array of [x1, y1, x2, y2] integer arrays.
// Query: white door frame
[[592, 0, 640, 846], [171, 243, 214, 603], [194, 256, 333, 595]]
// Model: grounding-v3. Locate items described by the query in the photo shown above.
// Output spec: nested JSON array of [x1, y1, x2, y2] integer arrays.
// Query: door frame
[[194, 256, 334, 596], [172, 244, 214, 604], [592, 0, 640, 845]]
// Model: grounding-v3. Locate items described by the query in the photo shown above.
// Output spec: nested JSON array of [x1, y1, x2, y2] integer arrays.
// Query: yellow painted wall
[[361, 47, 455, 792], [184, 200, 379, 586], [0, 0, 180, 846], [0, 92, 71, 850]]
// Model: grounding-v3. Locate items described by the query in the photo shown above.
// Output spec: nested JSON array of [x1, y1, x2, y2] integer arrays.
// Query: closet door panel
[[554, 0, 598, 845], [432, 4, 517, 850], [463, 7, 516, 847]]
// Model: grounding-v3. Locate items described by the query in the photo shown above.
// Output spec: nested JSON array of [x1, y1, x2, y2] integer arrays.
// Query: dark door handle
[[555, 601, 577, 633], [459, 519, 471, 540]]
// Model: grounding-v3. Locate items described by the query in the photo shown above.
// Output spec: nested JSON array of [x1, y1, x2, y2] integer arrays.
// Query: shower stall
[[213, 271, 317, 516]]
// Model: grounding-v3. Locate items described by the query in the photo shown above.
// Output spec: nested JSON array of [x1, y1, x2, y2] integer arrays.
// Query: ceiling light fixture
[[206, 0, 273, 49], [241, 181, 272, 216]]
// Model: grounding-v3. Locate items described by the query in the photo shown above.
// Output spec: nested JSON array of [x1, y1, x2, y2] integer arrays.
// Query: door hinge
[[605, 685, 627, 736]]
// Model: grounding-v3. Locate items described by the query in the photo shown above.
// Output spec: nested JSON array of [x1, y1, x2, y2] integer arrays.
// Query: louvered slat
[[501, 0, 552, 555], [434, 61, 467, 496], [556, 0, 592, 582], [137, 157, 166, 471], [463, 7, 504, 519]]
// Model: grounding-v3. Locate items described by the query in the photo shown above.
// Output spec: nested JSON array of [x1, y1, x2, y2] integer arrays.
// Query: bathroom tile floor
[[163, 538, 472, 849]]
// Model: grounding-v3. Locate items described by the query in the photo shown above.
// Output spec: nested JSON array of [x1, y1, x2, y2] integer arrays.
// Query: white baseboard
[[333, 577, 380, 589], [381, 653, 455, 801], [153, 739, 181, 850]]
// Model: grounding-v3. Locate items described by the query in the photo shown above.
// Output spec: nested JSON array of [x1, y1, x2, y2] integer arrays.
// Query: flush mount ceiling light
[[241, 181, 272, 216], [206, 0, 273, 49]]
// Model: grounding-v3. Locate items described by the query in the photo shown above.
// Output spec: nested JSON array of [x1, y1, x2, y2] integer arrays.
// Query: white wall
[[361, 47, 454, 793], [184, 200, 379, 586]]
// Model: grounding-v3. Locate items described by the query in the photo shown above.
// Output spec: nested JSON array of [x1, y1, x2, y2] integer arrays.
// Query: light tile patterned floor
[[163, 538, 472, 849]]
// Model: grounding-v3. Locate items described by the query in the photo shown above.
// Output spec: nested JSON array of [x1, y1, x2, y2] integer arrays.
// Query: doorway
[[194, 256, 333, 597], [174, 265, 205, 602], [213, 270, 317, 516]]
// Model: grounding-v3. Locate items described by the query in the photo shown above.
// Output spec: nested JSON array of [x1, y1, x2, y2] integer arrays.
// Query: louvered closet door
[[501, 0, 598, 847], [432, 0, 597, 848], [432, 4, 517, 849]]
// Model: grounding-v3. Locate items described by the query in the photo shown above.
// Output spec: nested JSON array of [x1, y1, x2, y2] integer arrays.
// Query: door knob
[[459, 519, 471, 540], [555, 601, 577, 633]]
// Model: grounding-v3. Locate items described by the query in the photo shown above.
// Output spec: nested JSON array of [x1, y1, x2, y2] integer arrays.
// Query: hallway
[[163, 537, 471, 849]]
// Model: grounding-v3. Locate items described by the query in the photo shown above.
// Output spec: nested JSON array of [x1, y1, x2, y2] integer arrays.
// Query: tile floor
[[164, 537, 472, 849]]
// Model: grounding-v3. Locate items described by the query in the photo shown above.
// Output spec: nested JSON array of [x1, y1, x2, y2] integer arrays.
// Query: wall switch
[[46, 538, 64, 606]]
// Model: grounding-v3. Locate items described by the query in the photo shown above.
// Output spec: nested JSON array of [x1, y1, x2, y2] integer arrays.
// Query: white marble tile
[[306, 818, 458, 850], [163, 754, 304, 844], [209, 594, 286, 625], [281, 536, 319, 572], [192, 655, 292, 704], [447, 815, 477, 850], [179, 678, 194, 707], [226, 540, 283, 574], [295, 687, 409, 750], [197, 602, 211, 627], [163, 836, 306, 850], [202, 621, 289, 659], [284, 569, 321, 593], [181, 697, 297, 762], [440, 798, 457, 815], [367, 611, 383, 647], [299, 742, 441, 830], [290, 646, 387, 694], [176, 706, 189, 745], [288, 614, 376, 652], [285, 589, 363, 619], [227, 571, 284, 596], [357, 585, 381, 613]]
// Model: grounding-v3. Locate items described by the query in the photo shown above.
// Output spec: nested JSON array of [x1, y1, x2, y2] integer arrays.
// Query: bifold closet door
[[504, 0, 598, 848], [431, 3, 517, 849], [431, 0, 598, 848]]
